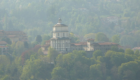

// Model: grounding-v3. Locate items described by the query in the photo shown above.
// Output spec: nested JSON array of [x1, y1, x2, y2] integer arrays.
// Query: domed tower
[[51, 18, 70, 52]]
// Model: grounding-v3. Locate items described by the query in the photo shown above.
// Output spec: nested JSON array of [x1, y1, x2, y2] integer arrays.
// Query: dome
[[53, 18, 68, 27]]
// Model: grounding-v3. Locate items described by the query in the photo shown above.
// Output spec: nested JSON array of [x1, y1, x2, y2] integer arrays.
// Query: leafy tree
[[134, 50, 140, 56], [51, 67, 67, 80], [84, 33, 96, 39], [118, 60, 140, 80], [112, 35, 120, 44], [47, 47, 59, 64], [24, 41, 29, 49], [110, 46, 124, 52], [0, 55, 10, 77], [90, 64, 102, 80], [93, 50, 103, 58], [1, 37, 11, 44], [125, 49, 134, 55], [105, 51, 126, 66], [69, 33, 79, 43], [36, 35, 42, 43], [20, 56, 53, 80], [95, 32, 109, 42]]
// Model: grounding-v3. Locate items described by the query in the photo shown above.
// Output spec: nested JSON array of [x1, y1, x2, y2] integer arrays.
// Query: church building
[[50, 18, 70, 53], [42, 18, 120, 54]]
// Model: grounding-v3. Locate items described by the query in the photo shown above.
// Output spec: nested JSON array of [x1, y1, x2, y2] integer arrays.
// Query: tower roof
[[53, 18, 67, 27], [58, 18, 62, 23]]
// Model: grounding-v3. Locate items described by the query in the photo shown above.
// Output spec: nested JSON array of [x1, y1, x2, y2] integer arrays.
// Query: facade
[[50, 18, 70, 53], [42, 19, 119, 54]]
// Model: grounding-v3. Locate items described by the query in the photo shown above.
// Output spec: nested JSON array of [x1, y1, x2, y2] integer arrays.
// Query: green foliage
[[51, 67, 66, 80], [90, 64, 102, 80], [0, 45, 140, 80], [112, 35, 120, 44], [70, 33, 79, 43], [0, 75, 10, 80], [105, 51, 126, 66], [84, 33, 95, 39], [95, 32, 109, 42], [20, 56, 53, 80], [111, 46, 124, 52], [1, 37, 11, 44], [118, 60, 140, 80], [125, 49, 134, 55], [24, 41, 29, 49], [36, 35, 42, 43], [93, 50, 103, 58], [47, 47, 59, 64], [134, 50, 140, 56]]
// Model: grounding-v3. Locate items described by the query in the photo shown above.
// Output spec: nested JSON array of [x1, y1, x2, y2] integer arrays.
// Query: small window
[[63, 33, 65, 37]]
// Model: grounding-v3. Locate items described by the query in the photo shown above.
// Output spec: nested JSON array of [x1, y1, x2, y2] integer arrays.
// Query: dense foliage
[[0, 46, 140, 80]]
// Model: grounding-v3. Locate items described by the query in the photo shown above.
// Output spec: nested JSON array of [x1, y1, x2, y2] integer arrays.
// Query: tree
[[0, 55, 10, 76], [95, 32, 109, 42], [118, 61, 140, 80], [47, 47, 59, 64], [36, 35, 42, 43], [111, 46, 119, 52], [105, 51, 126, 67], [93, 50, 103, 58], [69, 33, 79, 43], [51, 67, 67, 80], [134, 50, 140, 56], [20, 56, 53, 80], [24, 41, 29, 49], [125, 49, 134, 55], [112, 35, 120, 44], [1, 37, 11, 44], [84, 33, 96, 39], [90, 64, 102, 80]]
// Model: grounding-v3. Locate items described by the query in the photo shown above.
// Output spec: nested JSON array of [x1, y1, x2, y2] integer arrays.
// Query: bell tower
[[51, 18, 70, 53]]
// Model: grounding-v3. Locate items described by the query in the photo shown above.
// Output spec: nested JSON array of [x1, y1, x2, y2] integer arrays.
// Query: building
[[50, 18, 71, 53], [0, 41, 8, 55], [42, 19, 119, 54], [132, 47, 140, 51], [0, 30, 28, 43]]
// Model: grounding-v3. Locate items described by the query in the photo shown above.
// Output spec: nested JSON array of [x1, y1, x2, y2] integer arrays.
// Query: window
[[58, 33, 59, 36], [63, 33, 65, 37]]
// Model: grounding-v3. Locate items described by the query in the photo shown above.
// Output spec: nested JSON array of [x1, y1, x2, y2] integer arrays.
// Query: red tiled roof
[[133, 47, 140, 50], [0, 41, 7, 45], [46, 40, 50, 44], [0, 30, 26, 35], [8, 35, 17, 38], [98, 42, 118, 45], [42, 44, 50, 47], [0, 46, 8, 48]]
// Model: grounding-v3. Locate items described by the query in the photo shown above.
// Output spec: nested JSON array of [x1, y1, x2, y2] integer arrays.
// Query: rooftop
[[0, 41, 7, 45], [133, 47, 140, 50], [98, 42, 118, 45], [53, 18, 67, 27]]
